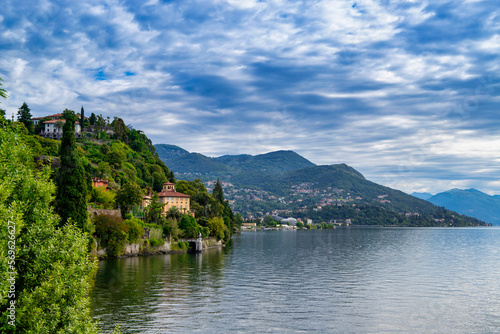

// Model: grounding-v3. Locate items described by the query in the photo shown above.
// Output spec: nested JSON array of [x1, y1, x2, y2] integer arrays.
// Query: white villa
[[32, 113, 82, 139]]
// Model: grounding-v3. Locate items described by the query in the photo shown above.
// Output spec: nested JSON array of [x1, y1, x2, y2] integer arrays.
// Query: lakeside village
[[25, 108, 353, 259]]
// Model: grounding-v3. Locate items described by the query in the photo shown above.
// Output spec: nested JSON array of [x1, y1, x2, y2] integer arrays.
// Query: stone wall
[[97, 239, 171, 258], [88, 208, 121, 217]]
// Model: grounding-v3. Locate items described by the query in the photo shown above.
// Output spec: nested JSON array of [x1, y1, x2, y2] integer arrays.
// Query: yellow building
[[158, 182, 192, 215]]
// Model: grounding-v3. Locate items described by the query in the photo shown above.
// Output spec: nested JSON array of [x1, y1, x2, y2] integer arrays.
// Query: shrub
[[123, 218, 144, 243], [207, 216, 227, 240], [90, 186, 116, 209], [93, 214, 128, 257], [149, 238, 165, 247], [170, 241, 189, 251], [179, 214, 200, 239]]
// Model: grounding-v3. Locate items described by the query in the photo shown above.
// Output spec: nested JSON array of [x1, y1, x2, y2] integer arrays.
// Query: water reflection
[[91, 247, 227, 333]]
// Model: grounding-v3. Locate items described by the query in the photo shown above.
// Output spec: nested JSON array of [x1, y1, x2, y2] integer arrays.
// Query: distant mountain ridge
[[154, 144, 316, 179], [155, 144, 486, 227], [411, 192, 433, 200], [425, 188, 500, 225]]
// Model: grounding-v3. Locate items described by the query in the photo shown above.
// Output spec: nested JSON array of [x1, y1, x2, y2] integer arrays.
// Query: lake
[[91, 227, 500, 333]]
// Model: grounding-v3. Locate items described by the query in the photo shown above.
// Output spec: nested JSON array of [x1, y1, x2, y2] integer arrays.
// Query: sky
[[0, 0, 499, 195]]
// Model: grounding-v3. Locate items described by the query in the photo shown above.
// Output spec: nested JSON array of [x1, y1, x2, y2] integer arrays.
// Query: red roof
[[158, 191, 191, 198], [43, 119, 80, 124]]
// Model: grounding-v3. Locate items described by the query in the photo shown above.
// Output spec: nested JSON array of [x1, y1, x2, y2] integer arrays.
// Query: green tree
[[163, 218, 180, 241], [144, 193, 165, 225], [115, 182, 143, 218], [54, 120, 64, 134], [93, 214, 128, 257], [263, 215, 276, 227], [123, 218, 144, 243], [111, 117, 129, 143], [17, 102, 33, 134], [56, 109, 89, 230], [97, 161, 112, 178], [104, 150, 125, 169], [212, 178, 224, 203], [89, 112, 96, 126], [0, 125, 99, 333], [80, 106, 85, 130], [90, 186, 115, 209], [207, 216, 227, 240], [235, 213, 244, 229], [166, 207, 182, 222], [179, 214, 200, 239]]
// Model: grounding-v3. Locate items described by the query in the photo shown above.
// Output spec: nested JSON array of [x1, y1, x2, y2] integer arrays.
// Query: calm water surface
[[91, 227, 500, 333]]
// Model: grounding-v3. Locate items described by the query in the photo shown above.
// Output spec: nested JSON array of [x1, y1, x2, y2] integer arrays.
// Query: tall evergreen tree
[[213, 179, 224, 203], [17, 102, 33, 134], [89, 112, 96, 126], [80, 106, 85, 129], [56, 109, 89, 230]]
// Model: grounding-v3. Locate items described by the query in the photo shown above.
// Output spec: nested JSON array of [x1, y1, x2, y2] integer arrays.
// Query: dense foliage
[[78, 119, 173, 192], [0, 124, 99, 333]]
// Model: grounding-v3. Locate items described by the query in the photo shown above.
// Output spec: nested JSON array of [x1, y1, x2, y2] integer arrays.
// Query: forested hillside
[[155, 144, 487, 227]]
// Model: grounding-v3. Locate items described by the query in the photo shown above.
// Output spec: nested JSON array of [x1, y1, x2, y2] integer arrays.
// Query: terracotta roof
[[43, 119, 80, 124], [158, 191, 191, 198], [34, 113, 87, 121], [163, 182, 175, 185]]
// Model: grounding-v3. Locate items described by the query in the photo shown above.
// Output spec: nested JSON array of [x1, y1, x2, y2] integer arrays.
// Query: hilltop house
[[142, 182, 194, 217], [32, 113, 83, 139]]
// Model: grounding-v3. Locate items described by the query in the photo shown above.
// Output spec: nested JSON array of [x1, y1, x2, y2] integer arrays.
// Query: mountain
[[154, 144, 315, 181], [411, 192, 434, 200], [427, 188, 500, 225], [216, 150, 316, 174], [155, 144, 486, 226]]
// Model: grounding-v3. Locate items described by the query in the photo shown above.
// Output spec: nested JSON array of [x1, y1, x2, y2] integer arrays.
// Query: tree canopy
[[0, 124, 99, 333], [116, 181, 143, 218]]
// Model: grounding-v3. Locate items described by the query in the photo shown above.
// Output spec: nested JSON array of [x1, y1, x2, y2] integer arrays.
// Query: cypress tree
[[89, 112, 96, 126], [213, 178, 224, 203], [56, 109, 89, 230], [80, 106, 85, 129]]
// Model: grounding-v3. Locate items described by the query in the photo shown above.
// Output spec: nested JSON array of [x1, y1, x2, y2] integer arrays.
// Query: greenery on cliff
[[0, 121, 99, 333], [9, 101, 237, 252]]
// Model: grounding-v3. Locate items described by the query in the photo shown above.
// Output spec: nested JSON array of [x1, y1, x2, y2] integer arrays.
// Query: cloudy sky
[[0, 0, 499, 195]]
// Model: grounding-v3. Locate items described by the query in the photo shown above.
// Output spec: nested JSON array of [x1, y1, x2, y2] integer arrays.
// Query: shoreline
[[94, 237, 224, 260]]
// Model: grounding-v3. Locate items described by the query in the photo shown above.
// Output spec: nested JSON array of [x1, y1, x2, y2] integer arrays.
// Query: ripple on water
[[91, 228, 500, 333]]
